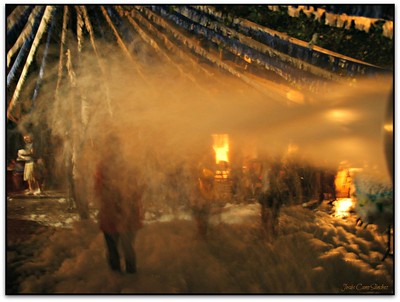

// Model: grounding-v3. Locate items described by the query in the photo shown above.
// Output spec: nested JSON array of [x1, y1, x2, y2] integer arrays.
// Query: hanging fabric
[[75, 6, 84, 54], [128, 6, 215, 78], [138, 6, 288, 99], [114, 6, 199, 86], [7, 6, 44, 68], [93, 7, 106, 38], [7, 5, 31, 30], [7, 6, 55, 123], [31, 7, 58, 108], [55, 6, 69, 99], [80, 6, 113, 116], [7, 7, 44, 86], [74, 6, 90, 127], [66, 49, 77, 87], [80, 6, 100, 57], [7, 5, 33, 42], [100, 5, 146, 81], [100, 6, 132, 59]]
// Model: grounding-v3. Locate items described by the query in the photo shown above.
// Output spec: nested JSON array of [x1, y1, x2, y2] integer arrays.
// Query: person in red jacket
[[94, 136, 144, 273]]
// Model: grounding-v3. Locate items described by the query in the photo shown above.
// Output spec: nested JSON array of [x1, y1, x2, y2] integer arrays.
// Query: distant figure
[[258, 163, 287, 241], [17, 134, 40, 195], [321, 168, 336, 202], [94, 136, 144, 273], [191, 168, 215, 239]]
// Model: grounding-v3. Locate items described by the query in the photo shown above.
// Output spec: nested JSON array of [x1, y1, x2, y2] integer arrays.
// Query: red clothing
[[94, 163, 144, 234]]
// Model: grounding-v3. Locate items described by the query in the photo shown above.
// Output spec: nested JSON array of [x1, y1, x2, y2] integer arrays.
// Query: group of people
[[13, 131, 340, 273], [94, 156, 219, 273], [10, 131, 291, 274], [13, 132, 338, 273], [191, 161, 288, 242]]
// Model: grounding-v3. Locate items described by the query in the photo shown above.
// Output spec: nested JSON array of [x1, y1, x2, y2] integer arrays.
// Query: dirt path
[[6, 191, 82, 294]]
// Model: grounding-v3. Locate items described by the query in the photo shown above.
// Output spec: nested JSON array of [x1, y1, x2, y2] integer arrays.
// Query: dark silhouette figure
[[258, 163, 288, 241], [191, 168, 215, 239], [94, 137, 144, 273]]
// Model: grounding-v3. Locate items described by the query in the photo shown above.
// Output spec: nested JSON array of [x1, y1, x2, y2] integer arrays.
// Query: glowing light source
[[383, 123, 393, 132], [213, 134, 230, 180], [334, 198, 354, 218], [244, 54, 252, 64], [212, 134, 229, 164], [326, 109, 358, 123], [286, 90, 304, 104]]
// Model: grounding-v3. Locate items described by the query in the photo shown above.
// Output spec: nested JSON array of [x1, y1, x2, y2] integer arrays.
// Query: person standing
[[191, 168, 215, 239], [17, 134, 40, 195], [258, 163, 287, 241], [94, 136, 144, 273]]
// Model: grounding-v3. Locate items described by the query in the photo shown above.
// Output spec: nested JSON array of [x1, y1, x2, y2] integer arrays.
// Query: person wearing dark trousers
[[94, 135, 144, 273], [103, 232, 137, 273]]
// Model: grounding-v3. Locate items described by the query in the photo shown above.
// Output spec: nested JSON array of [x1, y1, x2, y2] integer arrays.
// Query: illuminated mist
[[17, 39, 393, 217], [6, 5, 394, 294]]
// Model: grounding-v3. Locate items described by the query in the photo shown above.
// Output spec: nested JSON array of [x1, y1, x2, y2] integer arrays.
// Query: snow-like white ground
[[6, 195, 393, 295]]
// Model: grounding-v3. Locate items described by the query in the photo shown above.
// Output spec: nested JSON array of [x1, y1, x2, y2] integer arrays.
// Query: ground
[[5, 190, 394, 294]]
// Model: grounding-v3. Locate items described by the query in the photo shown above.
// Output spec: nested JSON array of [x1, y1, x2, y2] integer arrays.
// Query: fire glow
[[212, 134, 229, 164], [213, 134, 230, 180], [334, 198, 354, 218]]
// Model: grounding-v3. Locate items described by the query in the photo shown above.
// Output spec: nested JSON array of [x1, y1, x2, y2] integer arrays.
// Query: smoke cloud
[[18, 38, 393, 215]]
